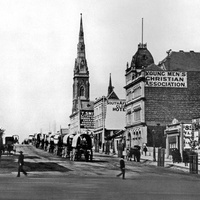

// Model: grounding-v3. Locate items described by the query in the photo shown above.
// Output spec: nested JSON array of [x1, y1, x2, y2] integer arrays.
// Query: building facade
[[124, 43, 153, 149], [93, 74, 126, 153], [124, 45, 200, 153]]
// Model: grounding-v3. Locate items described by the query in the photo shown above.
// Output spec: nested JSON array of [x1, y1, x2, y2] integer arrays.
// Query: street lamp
[[152, 129, 156, 161]]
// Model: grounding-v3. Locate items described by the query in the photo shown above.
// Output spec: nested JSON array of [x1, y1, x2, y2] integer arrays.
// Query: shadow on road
[[25, 162, 72, 172]]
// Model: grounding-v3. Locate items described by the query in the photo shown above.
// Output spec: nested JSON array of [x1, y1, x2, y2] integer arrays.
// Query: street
[[0, 145, 200, 200]]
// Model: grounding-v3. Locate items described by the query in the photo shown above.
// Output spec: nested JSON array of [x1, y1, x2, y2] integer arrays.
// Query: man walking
[[17, 151, 27, 177], [116, 155, 125, 179]]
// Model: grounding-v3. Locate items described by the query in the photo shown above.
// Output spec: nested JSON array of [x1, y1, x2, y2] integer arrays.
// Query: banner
[[145, 71, 187, 88]]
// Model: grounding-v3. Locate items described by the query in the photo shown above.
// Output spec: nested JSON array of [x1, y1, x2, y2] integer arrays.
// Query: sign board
[[183, 124, 192, 149], [80, 111, 94, 129], [145, 71, 187, 88], [105, 100, 126, 129]]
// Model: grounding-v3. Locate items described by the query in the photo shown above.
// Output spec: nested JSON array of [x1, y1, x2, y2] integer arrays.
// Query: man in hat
[[116, 155, 125, 179], [17, 151, 27, 177]]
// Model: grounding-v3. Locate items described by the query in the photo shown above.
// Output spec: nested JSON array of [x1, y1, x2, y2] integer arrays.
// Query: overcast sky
[[1, 0, 200, 141]]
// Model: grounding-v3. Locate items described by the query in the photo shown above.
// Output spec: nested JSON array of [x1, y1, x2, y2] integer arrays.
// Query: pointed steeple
[[108, 73, 113, 96], [72, 14, 90, 113], [79, 13, 84, 39], [74, 13, 88, 75], [107, 74, 119, 100]]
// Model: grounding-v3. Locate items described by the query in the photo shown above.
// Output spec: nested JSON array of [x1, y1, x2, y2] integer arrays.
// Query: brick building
[[124, 46, 200, 152]]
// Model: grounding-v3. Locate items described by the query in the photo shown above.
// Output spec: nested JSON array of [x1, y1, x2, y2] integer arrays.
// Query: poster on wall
[[80, 110, 94, 129], [145, 71, 187, 88], [183, 124, 192, 149], [105, 100, 126, 129]]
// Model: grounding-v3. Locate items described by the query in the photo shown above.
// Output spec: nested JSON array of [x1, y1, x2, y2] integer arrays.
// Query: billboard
[[105, 100, 126, 130], [183, 124, 192, 149], [80, 111, 94, 129], [145, 71, 187, 88]]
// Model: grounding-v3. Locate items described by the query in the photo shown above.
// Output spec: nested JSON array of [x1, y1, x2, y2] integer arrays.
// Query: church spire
[[72, 14, 90, 113], [74, 13, 88, 75], [108, 73, 114, 96], [79, 13, 84, 39], [77, 13, 85, 59]]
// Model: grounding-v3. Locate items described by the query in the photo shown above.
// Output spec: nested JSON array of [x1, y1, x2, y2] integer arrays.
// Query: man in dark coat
[[116, 155, 125, 179], [17, 151, 27, 177]]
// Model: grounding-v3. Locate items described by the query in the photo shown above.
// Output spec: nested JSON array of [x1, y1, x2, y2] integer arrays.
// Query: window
[[127, 89, 132, 101], [80, 86, 84, 97], [126, 110, 132, 125], [133, 87, 141, 99], [134, 110, 141, 121]]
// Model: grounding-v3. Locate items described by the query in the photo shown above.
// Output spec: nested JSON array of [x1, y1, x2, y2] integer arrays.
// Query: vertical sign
[[80, 111, 94, 129]]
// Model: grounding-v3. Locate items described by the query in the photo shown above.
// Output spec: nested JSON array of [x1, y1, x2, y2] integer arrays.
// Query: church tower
[[72, 14, 90, 113]]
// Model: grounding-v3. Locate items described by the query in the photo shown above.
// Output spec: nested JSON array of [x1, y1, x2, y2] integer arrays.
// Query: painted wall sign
[[107, 100, 126, 112], [80, 111, 94, 129], [105, 100, 126, 129], [145, 71, 187, 88]]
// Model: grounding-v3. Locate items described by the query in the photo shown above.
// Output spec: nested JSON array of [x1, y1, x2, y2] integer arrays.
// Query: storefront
[[125, 126, 147, 149], [165, 119, 192, 158]]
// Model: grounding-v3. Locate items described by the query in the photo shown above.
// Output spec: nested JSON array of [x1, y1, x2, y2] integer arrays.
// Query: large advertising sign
[[105, 100, 126, 130], [145, 71, 187, 88], [80, 111, 94, 129], [183, 124, 192, 149]]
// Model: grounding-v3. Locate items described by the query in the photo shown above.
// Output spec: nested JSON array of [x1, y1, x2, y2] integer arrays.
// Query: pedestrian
[[17, 151, 27, 177], [116, 155, 125, 179], [143, 146, 148, 156]]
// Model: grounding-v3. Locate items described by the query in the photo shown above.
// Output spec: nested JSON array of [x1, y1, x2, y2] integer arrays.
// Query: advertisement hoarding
[[80, 111, 94, 129]]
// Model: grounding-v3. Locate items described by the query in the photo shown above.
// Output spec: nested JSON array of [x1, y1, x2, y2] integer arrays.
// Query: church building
[[69, 14, 94, 135]]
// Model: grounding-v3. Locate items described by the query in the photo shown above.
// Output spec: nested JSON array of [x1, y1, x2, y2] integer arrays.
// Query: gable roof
[[107, 90, 119, 100]]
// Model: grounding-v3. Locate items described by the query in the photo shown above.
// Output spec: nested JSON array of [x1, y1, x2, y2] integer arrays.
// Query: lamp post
[[152, 129, 156, 161]]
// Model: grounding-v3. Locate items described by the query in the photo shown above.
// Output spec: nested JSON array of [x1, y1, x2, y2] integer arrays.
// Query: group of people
[[116, 145, 148, 180]]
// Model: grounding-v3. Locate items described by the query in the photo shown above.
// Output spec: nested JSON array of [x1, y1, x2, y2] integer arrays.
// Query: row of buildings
[[68, 14, 200, 158]]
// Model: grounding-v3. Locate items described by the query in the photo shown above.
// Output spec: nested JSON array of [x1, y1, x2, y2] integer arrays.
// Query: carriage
[[62, 133, 75, 158], [71, 133, 93, 161]]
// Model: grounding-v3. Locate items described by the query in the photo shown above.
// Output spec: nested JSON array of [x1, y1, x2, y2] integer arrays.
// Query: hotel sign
[[145, 71, 187, 88], [107, 100, 126, 112]]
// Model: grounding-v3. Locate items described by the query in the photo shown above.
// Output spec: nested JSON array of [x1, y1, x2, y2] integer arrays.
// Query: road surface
[[0, 144, 199, 200]]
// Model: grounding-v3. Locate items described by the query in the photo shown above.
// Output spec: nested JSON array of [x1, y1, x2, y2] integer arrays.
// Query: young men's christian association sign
[[145, 71, 187, 88]]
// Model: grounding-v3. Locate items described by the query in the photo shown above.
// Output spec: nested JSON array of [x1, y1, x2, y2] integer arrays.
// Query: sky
[[1, 0, 200, 142]]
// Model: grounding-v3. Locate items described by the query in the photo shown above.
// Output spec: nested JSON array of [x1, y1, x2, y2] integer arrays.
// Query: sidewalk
[[97, 151, 199, 173], [140, 152, 200, 173]]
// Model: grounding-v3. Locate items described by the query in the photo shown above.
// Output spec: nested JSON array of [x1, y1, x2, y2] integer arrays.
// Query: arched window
[[127, 132, 131, 148], [80, 86, 84, 97]]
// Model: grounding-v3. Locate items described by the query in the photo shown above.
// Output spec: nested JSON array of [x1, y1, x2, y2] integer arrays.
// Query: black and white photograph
[[0, 0, 200, 199]]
